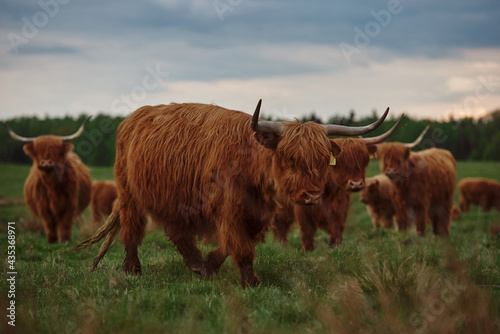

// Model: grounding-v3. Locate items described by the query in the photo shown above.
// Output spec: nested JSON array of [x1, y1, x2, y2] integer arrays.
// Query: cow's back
[[411, 148, 456, 192], [115, 103, 268, 222]]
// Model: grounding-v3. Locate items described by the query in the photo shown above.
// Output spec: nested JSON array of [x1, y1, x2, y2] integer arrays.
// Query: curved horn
[[60, 116, 92, 142], [405, 125, 430, 148], [250, 99, 285, 136], [323, 107, 390, 136], [362, 113, 404, 145], [2, 121, 35, 143]]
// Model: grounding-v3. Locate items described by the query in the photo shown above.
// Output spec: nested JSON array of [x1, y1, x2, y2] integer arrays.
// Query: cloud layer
[[1, 0, 499, 121]]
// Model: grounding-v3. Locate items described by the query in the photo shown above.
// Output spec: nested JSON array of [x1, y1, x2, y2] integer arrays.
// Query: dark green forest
[[1, 109, 500, 167]]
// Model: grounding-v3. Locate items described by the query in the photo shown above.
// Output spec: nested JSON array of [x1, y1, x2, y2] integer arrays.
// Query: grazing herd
[[3, 100, 499, 287]]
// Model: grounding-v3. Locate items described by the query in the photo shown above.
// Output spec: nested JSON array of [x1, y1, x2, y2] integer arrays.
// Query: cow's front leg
[[235, 253, 259, 288], [203, 248, 228, 277], [170, 233, 204, 275]]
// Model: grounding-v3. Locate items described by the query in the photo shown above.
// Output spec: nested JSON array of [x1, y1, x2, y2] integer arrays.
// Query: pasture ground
[[0, 161, 499, 334]]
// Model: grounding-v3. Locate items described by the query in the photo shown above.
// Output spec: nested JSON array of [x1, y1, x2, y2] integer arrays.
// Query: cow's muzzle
[[38, 160, 55, 172], [348, 180, 365, 192]]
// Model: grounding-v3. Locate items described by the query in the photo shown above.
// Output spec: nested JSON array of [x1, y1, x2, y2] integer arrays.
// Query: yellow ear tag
[[329, 152, 336, 166], [369, 154, 374, 159]]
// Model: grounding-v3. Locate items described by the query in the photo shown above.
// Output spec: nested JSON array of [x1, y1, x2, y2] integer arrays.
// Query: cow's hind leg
[[121, 201, 147, 275]]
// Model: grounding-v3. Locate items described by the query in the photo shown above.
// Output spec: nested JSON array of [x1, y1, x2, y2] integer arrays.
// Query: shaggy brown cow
[[360, 174, 397, 229], [459, 178, 500, 213], [272, 117, 402, 250], [91, 180, 117, 227], [375, 127, 456, 237], [3, 118, 92, 243], [75, 100, 389, 287]]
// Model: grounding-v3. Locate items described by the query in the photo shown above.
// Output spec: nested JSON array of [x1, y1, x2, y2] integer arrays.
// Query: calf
[[91, 180, 117, 227], [360, 174, 397, 229]]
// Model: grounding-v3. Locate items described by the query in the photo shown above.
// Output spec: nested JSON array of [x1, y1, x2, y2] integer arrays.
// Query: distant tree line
[[1, 109, 499, 167]]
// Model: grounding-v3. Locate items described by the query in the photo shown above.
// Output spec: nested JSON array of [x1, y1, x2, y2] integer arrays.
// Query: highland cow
[[75, 100, 389, 287], [459, 178, 500, 213], [91, 180, 117, 227], [3, 118, 92, 243], [375, 127, 456, 237], [360, 174, 397, 229], [273, 117, 402, 250]]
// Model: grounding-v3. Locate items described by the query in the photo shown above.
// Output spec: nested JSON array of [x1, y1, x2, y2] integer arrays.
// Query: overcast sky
[[1, 0, 499, 122]]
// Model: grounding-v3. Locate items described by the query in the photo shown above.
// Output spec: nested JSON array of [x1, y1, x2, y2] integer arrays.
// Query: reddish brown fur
[[451, 206, 462, 220], [459, 178, 500, 213], [91, 180, 117, 227], [376, 143, 456, 237], [273, 138, 376, 250], [360, 174, 397, 229], [108, 103, 346, 287], [23, 136, 91, 243]]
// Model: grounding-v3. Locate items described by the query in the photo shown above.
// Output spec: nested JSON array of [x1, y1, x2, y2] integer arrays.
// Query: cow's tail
[[73, 207, 121, 271]]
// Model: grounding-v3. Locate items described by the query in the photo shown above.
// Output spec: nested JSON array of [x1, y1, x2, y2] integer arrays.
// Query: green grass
[[1, 161, 499, 333]]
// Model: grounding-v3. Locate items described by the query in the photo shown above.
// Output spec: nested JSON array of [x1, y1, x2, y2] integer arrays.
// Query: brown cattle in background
[[360, 174, 396, 229], [91, 180, 117, 227], [75, 100, 389, 287], [459, 178, 500, 213], [3, 118, 92, 243], [376, 128, 456, 237], [273, 118, 401, 251]]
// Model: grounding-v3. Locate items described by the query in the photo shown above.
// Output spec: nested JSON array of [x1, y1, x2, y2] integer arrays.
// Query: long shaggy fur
[[376, 144, 456, 236], [360, 174, 397, 229], [76, 103, 341, 287], [23, 136, 91, 243], [459, 178, 500, 213], [272, 138, 373, 250], [90, 180, 117, 227]]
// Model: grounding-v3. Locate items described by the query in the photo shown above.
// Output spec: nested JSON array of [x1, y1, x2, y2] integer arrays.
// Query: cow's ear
[[23, 143, 35, 158], [254, 132, 281, 150], [62, 142, 74, 155], [367, 144, 377, 156], [330, 140, 342, 157]]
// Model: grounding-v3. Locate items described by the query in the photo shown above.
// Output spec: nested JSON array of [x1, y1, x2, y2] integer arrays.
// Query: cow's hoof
[[123, 263, 142, 275], [241, 274, 260, 288]]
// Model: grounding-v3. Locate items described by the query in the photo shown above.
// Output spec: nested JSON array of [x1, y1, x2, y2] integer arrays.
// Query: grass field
[[1, 161, 499, 334]]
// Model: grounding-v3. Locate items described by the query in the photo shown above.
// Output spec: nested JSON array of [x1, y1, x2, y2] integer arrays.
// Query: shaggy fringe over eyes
[[377, 143, 408, 172], [334, 139, 370, 180], [277, 122, 331, 176]]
